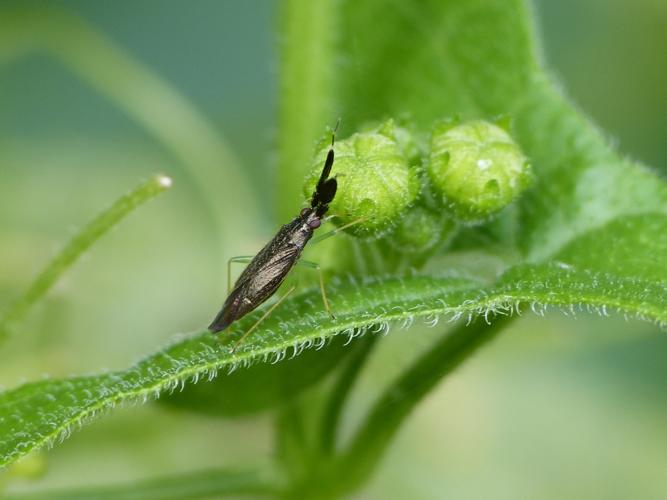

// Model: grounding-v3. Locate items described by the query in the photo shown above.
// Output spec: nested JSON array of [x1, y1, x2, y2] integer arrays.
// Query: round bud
[[428, 120, 531, 224], [387, 204, 458, 254], [304, 120, 420, 237]]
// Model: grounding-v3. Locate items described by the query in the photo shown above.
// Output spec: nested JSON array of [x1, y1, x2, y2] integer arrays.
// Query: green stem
[[3, 467, 279, 499], [319, 334, 378, 455], [275, 400, 309, 483], [328, 317, 512, 497], [0, 175, 171, 340], [277, 0, 338, 221]]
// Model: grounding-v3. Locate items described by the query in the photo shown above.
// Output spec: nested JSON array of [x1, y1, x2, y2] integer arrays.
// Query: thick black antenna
[[311, 119, 341, 210], [318, 119, 340, 187]]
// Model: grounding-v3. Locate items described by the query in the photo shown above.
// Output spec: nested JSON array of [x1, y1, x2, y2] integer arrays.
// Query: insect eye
[[308, 218, 321, 229], [300, 207, 310, 217]]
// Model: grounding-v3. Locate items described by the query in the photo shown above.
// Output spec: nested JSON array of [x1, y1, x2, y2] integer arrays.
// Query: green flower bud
[[367, 119, 425, 167], [304, 120, 420, 237], [428, 120, 531, 224], [387, 205, 458, 254]]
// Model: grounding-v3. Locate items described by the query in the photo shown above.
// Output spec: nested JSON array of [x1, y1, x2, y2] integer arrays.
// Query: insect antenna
[[311, 119, 340, 211]]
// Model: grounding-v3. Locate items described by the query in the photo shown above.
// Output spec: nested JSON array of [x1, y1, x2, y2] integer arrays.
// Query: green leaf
[[337, 0, 534, 128], [0, 276, 458, 468], [4, 468, 277, 499], [333, 0, 667, 306], [276, 0, 667, 312], [1, 268, 663, 468], [160, 334, 352, 417], [336, 0, 667, 257]]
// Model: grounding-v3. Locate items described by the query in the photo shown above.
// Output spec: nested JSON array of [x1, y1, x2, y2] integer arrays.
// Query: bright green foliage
[[1, 0, 666, 497]]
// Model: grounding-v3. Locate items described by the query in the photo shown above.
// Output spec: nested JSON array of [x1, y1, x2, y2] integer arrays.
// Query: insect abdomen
[[208, 289, 245, 332], [209, 246, 302, 333], [208, 217, 313, 334]]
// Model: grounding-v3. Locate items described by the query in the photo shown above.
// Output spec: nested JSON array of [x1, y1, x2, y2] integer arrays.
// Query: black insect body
[[208, 136, 338, 339]]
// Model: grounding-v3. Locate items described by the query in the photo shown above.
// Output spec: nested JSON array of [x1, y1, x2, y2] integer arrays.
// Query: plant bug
[[209, 123, 353, 349]]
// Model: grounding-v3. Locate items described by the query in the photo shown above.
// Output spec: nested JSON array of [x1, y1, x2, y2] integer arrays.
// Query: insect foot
[[303, 119, 420, 239], [428, 119, 532, 225]]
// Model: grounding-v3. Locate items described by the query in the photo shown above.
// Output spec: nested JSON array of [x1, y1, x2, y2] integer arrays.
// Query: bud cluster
[[303, 117, 531, 252]]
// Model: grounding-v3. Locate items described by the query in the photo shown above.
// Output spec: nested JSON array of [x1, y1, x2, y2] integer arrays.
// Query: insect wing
[[209, 220, 306, 333], [208, 285, 246, 332], [240, 243, 300, 305]]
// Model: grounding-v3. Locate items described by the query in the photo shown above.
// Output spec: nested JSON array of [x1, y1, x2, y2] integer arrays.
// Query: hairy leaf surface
[[1, 265, 664, 467]]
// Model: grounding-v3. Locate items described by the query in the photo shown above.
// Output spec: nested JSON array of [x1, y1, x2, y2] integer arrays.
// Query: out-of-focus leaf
[[4, 468, 277, 499], [0, 175, 171, 342]]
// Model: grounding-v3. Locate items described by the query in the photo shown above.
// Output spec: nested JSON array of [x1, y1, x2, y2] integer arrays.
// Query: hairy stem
[[275, 399, 310, 483], [0, 175, 171, 340], [319, 334, 379, 455], [277, 0, 338, 221]]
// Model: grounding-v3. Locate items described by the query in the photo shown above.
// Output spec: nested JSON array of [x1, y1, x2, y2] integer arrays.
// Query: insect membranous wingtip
[[208, 319, 228, 334]]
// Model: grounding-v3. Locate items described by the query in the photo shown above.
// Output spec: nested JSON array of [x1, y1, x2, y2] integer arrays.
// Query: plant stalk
[[0, 175, 171, 341], [277, 0, 338, 221]]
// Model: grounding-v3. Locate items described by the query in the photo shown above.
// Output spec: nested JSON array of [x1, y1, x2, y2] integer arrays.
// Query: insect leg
[[310, 216, 368, 245], [296, 260, 335, 320], [232, 285, 297, 352], [227, 255, 255, 294]]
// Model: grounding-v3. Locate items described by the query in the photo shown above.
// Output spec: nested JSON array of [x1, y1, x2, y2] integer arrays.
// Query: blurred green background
[[1, 0, 665, 498]]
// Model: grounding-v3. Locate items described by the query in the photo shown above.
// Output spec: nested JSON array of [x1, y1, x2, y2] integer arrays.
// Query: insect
[[209, 126, 346, 348]]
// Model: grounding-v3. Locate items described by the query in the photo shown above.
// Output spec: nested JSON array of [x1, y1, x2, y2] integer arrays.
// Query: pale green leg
[[232, 285, 297, 352], [227, 255, 255, 294], [297, 259, 335, 320], [310, 216, 367, 245]]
